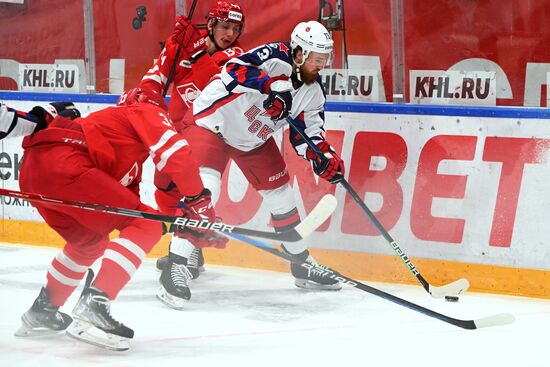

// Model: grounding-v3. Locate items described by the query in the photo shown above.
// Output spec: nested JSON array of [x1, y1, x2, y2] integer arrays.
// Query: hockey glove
[[29, 102, 81, 131], [117, 87, 168, 111], [173, 188, 216, 234], [262, 77, 293, 122], [172, 15, 207, 61], [306, 141, 345, 184]]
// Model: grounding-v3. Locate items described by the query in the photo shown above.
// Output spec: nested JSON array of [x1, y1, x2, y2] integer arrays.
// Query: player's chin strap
[[291, 46, 306, 82]]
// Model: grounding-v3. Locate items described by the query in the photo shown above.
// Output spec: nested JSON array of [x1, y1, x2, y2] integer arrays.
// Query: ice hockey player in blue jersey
[[156, 20, 346, 309]]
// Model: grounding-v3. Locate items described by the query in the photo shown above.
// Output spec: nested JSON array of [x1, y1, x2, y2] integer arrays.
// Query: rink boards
[[0, 93, 549, 298]]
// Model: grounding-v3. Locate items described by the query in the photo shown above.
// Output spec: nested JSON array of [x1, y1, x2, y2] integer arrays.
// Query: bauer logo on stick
[[173, 217, 234, 233]]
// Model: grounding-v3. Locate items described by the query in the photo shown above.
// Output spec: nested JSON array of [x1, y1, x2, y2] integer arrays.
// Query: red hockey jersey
[[23, 103, 204, 198], [139, 33, 243, 125]]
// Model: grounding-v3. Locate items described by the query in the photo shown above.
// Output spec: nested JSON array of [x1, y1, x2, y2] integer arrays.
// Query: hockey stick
[[0, 187, 337, 243], [287, 118, 469, 298], [162, 0, 199, 97], [226, 232, 515, 330]]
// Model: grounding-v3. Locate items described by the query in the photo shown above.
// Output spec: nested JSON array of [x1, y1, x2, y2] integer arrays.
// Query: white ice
[[0, 243, 549, 367]]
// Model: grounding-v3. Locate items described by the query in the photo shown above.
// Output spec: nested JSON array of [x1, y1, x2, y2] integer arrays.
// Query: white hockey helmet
[[290, 21, 334, 66]]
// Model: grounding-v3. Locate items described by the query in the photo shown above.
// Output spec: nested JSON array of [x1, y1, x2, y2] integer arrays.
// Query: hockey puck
[[445, 296, 459, 302]]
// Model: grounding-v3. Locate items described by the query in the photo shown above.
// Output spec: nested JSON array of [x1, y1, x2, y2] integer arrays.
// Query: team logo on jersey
[[176, 82, 201, 108], [119, 162, 139, 187]]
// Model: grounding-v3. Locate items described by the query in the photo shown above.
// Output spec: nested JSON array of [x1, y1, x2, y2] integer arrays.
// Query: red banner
[[2, 0, 550, 105]]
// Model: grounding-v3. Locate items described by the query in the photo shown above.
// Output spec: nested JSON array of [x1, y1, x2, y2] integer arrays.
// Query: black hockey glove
[[262, 77, 293, 122], [29, 102, 81, 131]]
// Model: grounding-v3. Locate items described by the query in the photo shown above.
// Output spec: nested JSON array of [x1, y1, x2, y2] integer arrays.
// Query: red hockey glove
[[171, 189, 227, 248], [117, 87, 168, 111], [172, 15, 206, 59], [29, 102, 81, 131], [262, 77, 293, 121], [173, 188, 216, 234], [306, 141, 345, 184]]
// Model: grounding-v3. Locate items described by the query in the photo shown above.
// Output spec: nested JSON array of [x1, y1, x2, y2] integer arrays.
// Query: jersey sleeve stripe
[[194, 92, 242, 120], [155, 139, 189, 171], [150, 130, 177, 152], [226, 62, 270, 91], [142, 74, 165, 85]]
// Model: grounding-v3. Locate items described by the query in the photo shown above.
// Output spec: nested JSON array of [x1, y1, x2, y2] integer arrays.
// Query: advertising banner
[[2, 99, 550, 271]]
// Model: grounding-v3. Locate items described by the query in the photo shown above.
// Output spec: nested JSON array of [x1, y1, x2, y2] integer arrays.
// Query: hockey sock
[[169, 236, 195, 258], [271, 207, 305, 255], [94, 219, 161, 299], [45, 248, 95, 307]]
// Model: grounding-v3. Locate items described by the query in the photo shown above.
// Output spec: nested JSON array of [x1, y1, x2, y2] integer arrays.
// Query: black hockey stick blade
[[227, 232, 515, 330], [286, 118, 469, 299], [0, 188, 337, 243]]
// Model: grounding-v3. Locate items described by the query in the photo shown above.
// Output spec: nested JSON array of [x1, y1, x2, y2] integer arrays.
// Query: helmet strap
[[292, 47, 306, 81]]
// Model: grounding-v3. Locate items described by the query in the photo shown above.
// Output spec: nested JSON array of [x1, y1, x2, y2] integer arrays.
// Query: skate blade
[[294, 278, 343, 291], [14, 323, 64, 337], [66, 320, 130, 351], [156, 287, 188, 310]]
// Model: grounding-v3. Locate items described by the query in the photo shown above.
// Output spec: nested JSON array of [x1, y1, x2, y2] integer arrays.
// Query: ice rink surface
[[0, 243, 549, 367]]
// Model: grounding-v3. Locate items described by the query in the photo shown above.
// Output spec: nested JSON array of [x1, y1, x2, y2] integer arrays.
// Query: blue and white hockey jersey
[[193, 41, 327, 157], [0, 103, 40, 140]]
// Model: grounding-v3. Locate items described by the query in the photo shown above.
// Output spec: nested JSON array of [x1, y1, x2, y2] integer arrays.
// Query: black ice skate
[[156, 247, 205, 279], [285, 248, 342, 291], [156, 253, 193, 309], [14, 287, 73, 337], [66, 269, 134, 351]]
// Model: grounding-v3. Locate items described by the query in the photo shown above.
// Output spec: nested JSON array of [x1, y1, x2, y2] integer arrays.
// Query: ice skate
[[286, 248, 342, 291], [157, 253, 193, 309], [66, 269, 134, 351], [156, 247, 205, 278], [186, 247, 205, 279], [14, 287, 72, 337]]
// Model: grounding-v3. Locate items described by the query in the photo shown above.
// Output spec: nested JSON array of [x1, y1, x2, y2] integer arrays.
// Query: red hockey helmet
[[207, 1, 245, 28]]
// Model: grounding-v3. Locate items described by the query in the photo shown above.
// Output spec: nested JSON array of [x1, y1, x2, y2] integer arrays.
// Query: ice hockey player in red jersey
[[139, 0, 245, 125], [140, 1, 246, 284], [0, 102, 80, 139], [155, 20, 345, 309], [13, 88, 216, 351]]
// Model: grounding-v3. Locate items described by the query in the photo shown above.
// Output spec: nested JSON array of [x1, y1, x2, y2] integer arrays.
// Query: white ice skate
[[14, 287, 73, 337], [66, 269, 134, 351]]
